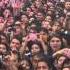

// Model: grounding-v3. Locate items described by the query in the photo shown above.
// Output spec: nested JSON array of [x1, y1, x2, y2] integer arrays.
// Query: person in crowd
[[0, 0, 70, 70], [47, 34, 65, 56], [18, 56, 34, 70], [36, 55, 53, 70]]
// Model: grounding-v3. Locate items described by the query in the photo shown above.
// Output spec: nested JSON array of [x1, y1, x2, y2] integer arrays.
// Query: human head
[[36, 12, 45, 21], [41, 21, 51, 30], [52, 21, 62, 32], [10, 38, 21, 50], [36, 56, 51, 70], [21, 14, 29, 23], [28, 41, 44, 55], [14, 21, 22, 36], [48, 34, 64, 52], [31, 54, 44, 69], [54, 55, 67, 69], [7, 16, 14, 26], [19, 56, 33, 70], [0, 43, 7, 54], [0, 33, 8, 45], [61, 58, 70, 70], [65, 1, 70, 10], [3, 8, 13, 18]]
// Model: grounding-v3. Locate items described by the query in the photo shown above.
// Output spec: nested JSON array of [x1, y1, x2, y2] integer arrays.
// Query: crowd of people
[[0, 0, 70, 70]]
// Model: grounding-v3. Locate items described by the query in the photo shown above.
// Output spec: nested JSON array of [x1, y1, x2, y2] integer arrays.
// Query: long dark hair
[[47, 34, 65, 55], [36, 54, 55, 70], [18, 56, 34, 70], [27, 40, 44, 54], [61, 57, 70, 70]]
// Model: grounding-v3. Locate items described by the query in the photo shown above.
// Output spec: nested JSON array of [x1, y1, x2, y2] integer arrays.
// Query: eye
[[37, 66, 41, 69], [56, 40, 60, 42], [51, 40, 55, 42]]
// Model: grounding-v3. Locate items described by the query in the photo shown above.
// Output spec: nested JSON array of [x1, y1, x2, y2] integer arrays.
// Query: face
[[0, 17, 4, 23], [47, 2, 54, 11], [31, 44, 40, 55], [10, 39, 20, 49], [37, 61, 49, 70], [28, 12, 34, 17], [0, 35, 6, 44], [47, 10, 53, 16], [45, 16, 52, 22], [4, 0, 9, 4], [36, 12, 44, 21], [21, 15, 28, 23], [43, 4, 47, 10], [30, 4, 38, 14], [7, 17, 14, 26], [39, 31, 48, 42], [65, 2, 70, 10], [32, 55, 40, 68], [0, 44, 6, 54], [0, 1, 3, 7], [3, 9, 11, 18], [26, 8, 32, 15], [52, 23, 61, 32], [49, 37, 62, 52], [35, 1, 42, 8], [21, 60, 30, 70], [58, 56, 66, 67], [62, 68, 70, 70], [14, 25, 21, 35], [42, 21, 51, 30], [59, 16, 65, 24]]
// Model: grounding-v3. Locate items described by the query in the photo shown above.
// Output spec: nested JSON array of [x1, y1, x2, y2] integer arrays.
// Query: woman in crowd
[[36, 55, 52, 70], [18, 56, 34, 70], [47, 34, 65, 56], [0, 0, 70, 70]]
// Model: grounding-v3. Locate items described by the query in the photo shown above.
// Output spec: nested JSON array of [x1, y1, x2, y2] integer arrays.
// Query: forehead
[[50, 37, 61, 41], [21, 15, 27, 18], [37, 13, 43, 16], [4, 9, 10, 12], [32, 44, 39, 47], [65, 2, 70, 4], [42, 21, 50, 24], [15, 21, 21, 25], [63, 68, 70, 70], [11, 39, 20, 43], [46, 16, 51, 19], [26, 7, 31, 10], [65, 2, 70, 6], [0, 44, 6, 48], [54, 23, 60, 26], [21, 60, 28, 63], [58, 56, 66, 60], [47, 2, 53, 6], [38, 61, 48, 66]]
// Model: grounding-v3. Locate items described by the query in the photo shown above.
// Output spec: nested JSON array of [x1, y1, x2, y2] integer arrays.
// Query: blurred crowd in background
[[0, 0, 70, 70]]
